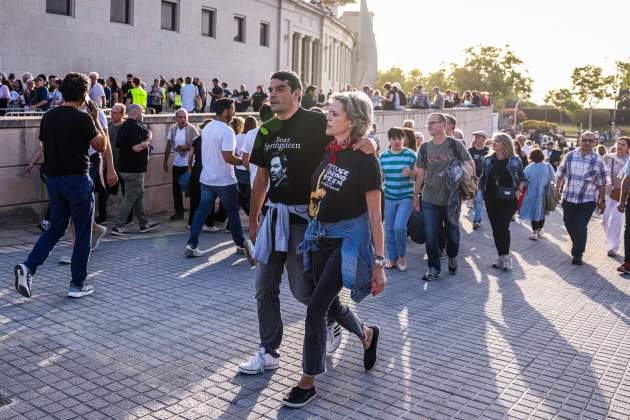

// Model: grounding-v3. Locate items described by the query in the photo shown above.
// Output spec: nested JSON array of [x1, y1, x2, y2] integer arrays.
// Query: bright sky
[[341, 0, 629, 104]]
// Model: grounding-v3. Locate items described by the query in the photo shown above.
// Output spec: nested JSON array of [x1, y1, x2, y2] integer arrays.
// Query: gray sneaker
[[67, 284, 94, 298], [422, 267, 440, 281], [91, 224, 107, 250], [448, 257, 457, 275], [502, 254, 513, 271], [14, 264, 33, 298], [139, 221, 160, 233], [492, 255, 505, 269]]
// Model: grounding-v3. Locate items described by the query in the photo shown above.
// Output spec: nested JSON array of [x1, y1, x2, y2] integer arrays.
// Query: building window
[[46, 0, 72, 16], [234, 15, 246, 43], [202, 8, 216, 37], [161, 0, 178, 31], [111, 0, 132, 24], [260, 22, 269, 47]]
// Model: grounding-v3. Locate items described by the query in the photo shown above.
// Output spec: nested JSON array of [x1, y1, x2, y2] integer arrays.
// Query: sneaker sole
[[14, 265, 31, 298], [111, 230, 131, 236], [67, 289, 95, 298], [139, 225, 159, 233], [281, 392, 316, 408], [238, 364, 279, 375]]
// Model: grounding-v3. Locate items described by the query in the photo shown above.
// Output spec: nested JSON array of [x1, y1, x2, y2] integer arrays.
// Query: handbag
[[496, 179, 516, 200], [544, 163, 558, 212], [407, 209, 425, 244], [609, 158, 621, 201]]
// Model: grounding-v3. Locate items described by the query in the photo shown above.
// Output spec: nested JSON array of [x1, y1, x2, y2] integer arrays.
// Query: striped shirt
[[379, 148, 417, 200]]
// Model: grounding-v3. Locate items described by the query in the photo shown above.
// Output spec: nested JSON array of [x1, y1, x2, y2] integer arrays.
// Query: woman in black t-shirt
[[282, 92, 387, 409], [478, 133, 526, 271], [251, 85, 268, 112]]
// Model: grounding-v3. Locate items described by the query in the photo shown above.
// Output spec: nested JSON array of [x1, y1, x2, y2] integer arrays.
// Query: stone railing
[[0, 107, 493, 226]]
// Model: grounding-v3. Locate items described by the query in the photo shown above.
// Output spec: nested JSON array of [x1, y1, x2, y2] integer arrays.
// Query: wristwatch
[[374, 255, 388, 268]]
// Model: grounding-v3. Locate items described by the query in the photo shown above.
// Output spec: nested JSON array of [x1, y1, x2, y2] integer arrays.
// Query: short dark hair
[[185, 76, 192, 84], [212, 78, 219, 83], [259, 103, 273, 122], [126, 74, 133, 79], [271, 71, 302, 93], [59, 72, 90, 102], [445, 114, 456, 127], [530, 148, 545, 163], [215, 98, 234, 116], [132, 77, 141, 86], [388, 127, 405, 139]]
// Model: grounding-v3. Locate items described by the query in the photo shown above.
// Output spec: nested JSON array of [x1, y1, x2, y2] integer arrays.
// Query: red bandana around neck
[[324, 138, 354, 164]]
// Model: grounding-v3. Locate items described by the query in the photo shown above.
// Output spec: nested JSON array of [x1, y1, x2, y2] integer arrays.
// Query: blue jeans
[[24, 175, 94, 288], [188, 183, 244, 248], [472, 191, 484, 224], [384, 198, 413, 261], [562, 200, 596, 259], [422, 200, 460, 272]]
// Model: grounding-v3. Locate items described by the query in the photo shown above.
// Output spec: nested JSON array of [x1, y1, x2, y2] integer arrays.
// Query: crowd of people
[[9, 69, 630, 410], [0, 71, 492, 117]]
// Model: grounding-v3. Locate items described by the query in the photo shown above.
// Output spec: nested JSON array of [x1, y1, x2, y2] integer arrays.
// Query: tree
[[614, 58, 630, 110], [449, 45, 533, 108], [571, 65, 614, 129], [423, 69, 450, 92], [375, 66, 406, 93], [544, 88, 582, 125]]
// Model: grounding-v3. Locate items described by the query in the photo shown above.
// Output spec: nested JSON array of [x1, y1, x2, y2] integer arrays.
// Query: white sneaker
[[537, 229, 545, 239], [184, 244, 209, 257], [202, 225, 221, 233], [326, 322, 342, 356], [397, 257, 407, 272], [529, 231, 538, 241], [58, 255, 71, 265], [503, 254, 513, 271], [492, 256, 504, 269], [239, 347, 279, 375], [91, 224, 107, 250]]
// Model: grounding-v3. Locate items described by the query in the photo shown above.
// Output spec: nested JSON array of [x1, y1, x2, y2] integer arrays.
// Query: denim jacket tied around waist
[[296, 213, 374, 303]]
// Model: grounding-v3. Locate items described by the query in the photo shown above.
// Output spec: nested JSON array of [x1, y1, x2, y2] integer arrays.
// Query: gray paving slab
[[0, 208, 629, 419]]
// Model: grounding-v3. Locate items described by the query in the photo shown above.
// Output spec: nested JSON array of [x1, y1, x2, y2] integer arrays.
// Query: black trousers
[[531, 219, 545, 230], [172, 165, 188, 215], [484, 195, 518, 255]]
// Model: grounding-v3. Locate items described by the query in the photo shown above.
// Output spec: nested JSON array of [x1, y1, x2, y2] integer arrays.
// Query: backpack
[[419, 138, 478, 199]]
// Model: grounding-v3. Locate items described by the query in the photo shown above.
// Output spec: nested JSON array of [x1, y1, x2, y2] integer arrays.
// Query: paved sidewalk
[[0, 209, 629, 419]]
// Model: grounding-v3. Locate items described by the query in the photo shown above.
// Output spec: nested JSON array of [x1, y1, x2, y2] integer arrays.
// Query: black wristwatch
[[374, 255, 388, 268]]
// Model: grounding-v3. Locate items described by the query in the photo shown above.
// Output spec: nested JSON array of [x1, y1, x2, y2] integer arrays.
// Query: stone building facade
[[0, 0, 377, 92]]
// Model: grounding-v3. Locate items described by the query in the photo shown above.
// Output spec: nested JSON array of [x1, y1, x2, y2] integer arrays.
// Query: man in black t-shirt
[[239, 71, 376, 376], [111, 104, 160, 236], [468, 130, 489, 229], [15, 72, 112, 300], [209, 78, 223, 112]]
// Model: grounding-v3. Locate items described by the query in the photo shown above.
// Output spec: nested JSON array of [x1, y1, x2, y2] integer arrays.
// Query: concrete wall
[[0, 107, 493, 226], [0, 0, 357, 94]]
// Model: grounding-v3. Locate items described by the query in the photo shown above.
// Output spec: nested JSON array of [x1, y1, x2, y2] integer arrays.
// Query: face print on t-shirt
[[269, 153, 289, 189]]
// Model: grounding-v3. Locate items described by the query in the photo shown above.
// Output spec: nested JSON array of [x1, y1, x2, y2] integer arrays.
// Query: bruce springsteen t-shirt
[[250, 108, 330, 206], [309, 150, 382, 223]]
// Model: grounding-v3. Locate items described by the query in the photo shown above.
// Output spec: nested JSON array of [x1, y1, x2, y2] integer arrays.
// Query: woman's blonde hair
[[230, 116, 245, 134], [331, 91, 374, 141], [489, 132, 516, 158]]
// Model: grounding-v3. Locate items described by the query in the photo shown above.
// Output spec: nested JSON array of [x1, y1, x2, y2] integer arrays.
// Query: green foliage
[[521, 120, 559, 132], [571, 65, 615, 128], [375, 45, 533, 108], [544, 88, 582, 118]]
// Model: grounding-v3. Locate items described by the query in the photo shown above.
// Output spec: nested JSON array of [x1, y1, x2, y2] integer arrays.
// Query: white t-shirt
[[168, 127, 189, 167], [89, 84, 105, 104], [235, 133, 247, 170], [87, 108, 108, 156], [243, 127, 259, 187], [180, 84, 198, 112], [522, 144, 532, 157], [200, 120, 237, 186]]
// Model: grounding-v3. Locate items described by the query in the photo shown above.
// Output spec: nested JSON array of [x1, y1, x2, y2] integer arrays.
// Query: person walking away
[[413, 113, 474, 281], [601, 137, 630, 257], [14, 73, 112, 299], [519, 149, 556, 240], [380, 127, 417, 271], [111, 104, 159, 235], [164, 109, 198, 220], [126, 77, 148, 111], [282, 91, 386, 408], [185, 98, 253, 262], [555, 131, 608, 265], [478, 133, 526, 270], [468, 131, 489, 229]]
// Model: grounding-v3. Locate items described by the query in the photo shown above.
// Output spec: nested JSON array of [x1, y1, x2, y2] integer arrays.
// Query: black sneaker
[[364, 325, 379, 371], [571, 257, 583, 265], [448, 257, 457, 275], [14, 264, 33, 298], [282, 386, 316, 409], [139, 222, 160, 233], [169, 212, 184, 221], [111, 226, 132, 236]]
